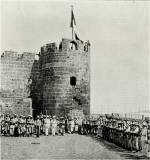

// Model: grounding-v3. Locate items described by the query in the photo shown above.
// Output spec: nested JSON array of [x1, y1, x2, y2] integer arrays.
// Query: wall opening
[[70, 76, 76, 86], [69, 41, 78, 50], [84, 43, 89, 52], [73, 96, 82, 105]]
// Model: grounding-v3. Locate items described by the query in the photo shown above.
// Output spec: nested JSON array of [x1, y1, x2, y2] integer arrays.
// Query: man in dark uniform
[[5, 114, 10, 136], [59, 117, 65, 136], [9, 116, 15, 136], [13, 115, 19, 137], [65, 117, 69, 133], [35, 116, 41, 138]]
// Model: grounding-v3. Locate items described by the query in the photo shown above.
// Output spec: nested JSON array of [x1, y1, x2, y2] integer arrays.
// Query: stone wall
[[0, 38, 91, 117], [0, 51, 36, 115]]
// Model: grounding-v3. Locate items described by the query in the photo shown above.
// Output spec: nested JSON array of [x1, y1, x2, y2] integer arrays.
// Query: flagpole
[[72, 24, 74, 40], [71, 5, 74, 40]]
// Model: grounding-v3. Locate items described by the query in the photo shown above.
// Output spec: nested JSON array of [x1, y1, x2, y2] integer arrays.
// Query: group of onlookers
[[0, 113, 150, 157], [0, 114, 82, 137]]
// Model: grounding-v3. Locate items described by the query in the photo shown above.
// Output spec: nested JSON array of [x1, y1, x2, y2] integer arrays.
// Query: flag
[[75, 33, 80, 40], [70, 10, 76, 28], [75, 33, 83, 43]]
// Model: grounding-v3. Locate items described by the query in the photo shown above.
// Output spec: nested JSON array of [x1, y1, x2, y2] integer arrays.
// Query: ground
[[1, 134, 147, 160]]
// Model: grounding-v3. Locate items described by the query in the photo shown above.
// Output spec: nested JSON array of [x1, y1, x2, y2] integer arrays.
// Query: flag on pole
[[75, 33, 80, 40], [70, 9, 76, 28], [75, 33, 83, 43]]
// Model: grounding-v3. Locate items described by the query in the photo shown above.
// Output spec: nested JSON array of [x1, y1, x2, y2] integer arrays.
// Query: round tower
[[39, 38, 90, 116]]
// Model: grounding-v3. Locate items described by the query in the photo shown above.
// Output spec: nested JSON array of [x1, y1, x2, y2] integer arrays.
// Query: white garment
[[14, 118, 18, 123], [132, 127, 139, 133], [141, 128, 148, 156], [70, 120, 75, 133], [70, 120, 75, 127], [44, 118, 50, 126], [44, 118, 50, 136], [45, 127, 49, 136], [51, 119, 57, 136], [10, 125, 15, 135]]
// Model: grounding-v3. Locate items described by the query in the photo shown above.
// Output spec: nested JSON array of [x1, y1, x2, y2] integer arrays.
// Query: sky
[[1, 0, 149, 114]]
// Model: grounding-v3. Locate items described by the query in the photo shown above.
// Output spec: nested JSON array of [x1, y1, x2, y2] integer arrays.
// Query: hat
[[142, 121, 147, 126], [60, 117, 64, 119], [40, 115, 43, 118]]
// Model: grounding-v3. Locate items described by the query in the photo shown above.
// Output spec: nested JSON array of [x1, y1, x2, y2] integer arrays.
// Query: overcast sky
[[1, 0, 149, 114]]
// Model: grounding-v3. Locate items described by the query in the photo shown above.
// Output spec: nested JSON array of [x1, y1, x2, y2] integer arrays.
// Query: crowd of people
[[0, 113, 150, 157], [0, 113, 83, 137], [97, 116, 150, 157]]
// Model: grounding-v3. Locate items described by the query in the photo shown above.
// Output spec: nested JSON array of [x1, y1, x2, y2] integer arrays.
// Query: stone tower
[[35, 38, 90, 116]]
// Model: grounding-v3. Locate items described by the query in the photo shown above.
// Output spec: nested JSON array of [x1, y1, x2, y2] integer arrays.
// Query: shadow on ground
[[89, 135, 148, 159]]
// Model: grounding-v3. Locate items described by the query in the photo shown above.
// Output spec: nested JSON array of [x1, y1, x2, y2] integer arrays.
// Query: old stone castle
[[0, 38, 90, 117]]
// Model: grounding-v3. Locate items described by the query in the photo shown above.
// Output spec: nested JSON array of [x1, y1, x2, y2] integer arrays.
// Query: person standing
[[78, 117, 82, 134], [39, 113, 44, 134], [69, 118, 75, 134], [5, 114, 10, 136], [147, 124, 150, 158], [65, 117, 69, 133], [82, 118, 87, 135], [0, 114, 5, 135], [61, 117, 65, 136], [58, 117, 65, 136], [30, 116, 35, 136], [125, 123, 131, 150], [22, 116, 26, 136], [131, 123, 140, 152], [26, 116, 30, 136], [141, 121, 148, 156], [9, 116, 15, 136], [13, 115, 19, 137], [26, 115, 34, 136], [18, 115, 26, 136], [18, 115, 23, 136], [51, 116, 57, 136], [49, 116, 52, 134], [35, 116, 41, 138], [44, 116, 50, 136], [74, 118, 79, 133]]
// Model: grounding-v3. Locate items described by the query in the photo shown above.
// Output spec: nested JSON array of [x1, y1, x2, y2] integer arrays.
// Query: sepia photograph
[[0, 0, 149, 159]]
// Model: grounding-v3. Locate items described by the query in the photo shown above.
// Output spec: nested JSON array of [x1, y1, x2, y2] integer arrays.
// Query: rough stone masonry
[[0, 51, 35, 116], [0, 38, 90, 117]]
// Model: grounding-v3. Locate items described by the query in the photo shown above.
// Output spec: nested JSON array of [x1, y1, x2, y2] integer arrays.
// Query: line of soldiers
[[0, 113, 150, 157], [81, 116, 150, 157]]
